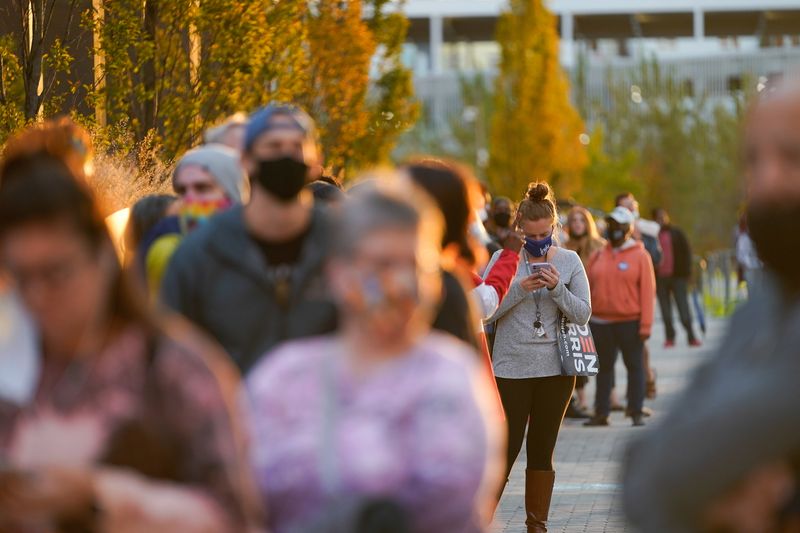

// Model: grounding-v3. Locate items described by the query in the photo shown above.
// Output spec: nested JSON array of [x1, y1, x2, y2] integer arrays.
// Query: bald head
[[745, 78, 800, 205]]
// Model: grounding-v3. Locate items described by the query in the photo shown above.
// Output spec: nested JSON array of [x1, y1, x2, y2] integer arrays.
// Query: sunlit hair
[[204, 112, 247, 145], [517, 181, 558, 225], [0, 152, 152, 329], [567, 206, 601, 241], [332, 179, 444, 275], [0, 117, 95, 180]]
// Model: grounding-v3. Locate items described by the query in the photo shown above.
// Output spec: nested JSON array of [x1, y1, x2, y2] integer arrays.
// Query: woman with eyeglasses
[[0, 150, 259, 531], [486, 182, 591, 533], [246, 182, 503, 533]]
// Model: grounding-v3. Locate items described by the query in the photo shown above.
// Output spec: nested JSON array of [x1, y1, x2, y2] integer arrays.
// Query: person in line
[[485, 196, 516, 253], [126, 195, 177, 254], [653, 207, 702, 348], [161, 104, 337, 375], [615, 192, 660, 403], [307, 179, 345, 206], [140, 144, 248, 298], [402, 159, 486, 351], [246, 183, 503, 533], [623, 78, 800, 533], [584, 206, 655, 428], [204, 112, 248, 153], [486, 182, 591, 532], [563, 206, 606, 419], [735, 212, 763, 297], [0, 151, 258, 531]]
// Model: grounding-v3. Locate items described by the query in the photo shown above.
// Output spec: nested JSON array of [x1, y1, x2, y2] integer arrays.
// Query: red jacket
[[587, 241, 656, 337]]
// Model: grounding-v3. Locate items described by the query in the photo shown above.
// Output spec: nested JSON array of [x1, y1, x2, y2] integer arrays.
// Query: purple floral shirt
[[246, 333, 502, 533]]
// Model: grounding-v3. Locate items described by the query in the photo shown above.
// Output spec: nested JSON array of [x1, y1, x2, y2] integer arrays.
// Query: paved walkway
[[492, 315, 729, 532]]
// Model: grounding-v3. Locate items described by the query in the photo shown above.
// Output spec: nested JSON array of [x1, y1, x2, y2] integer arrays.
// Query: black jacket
[[161, 205, 338, 375], [660, 226, 692, 279]]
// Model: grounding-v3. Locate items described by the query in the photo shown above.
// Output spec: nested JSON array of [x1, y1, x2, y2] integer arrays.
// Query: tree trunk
[[141, 0, 157, 134], [22, 0, 44, 120]]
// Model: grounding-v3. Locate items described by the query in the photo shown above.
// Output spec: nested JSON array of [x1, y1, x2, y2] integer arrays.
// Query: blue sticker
[[618, 262, 629, 271]]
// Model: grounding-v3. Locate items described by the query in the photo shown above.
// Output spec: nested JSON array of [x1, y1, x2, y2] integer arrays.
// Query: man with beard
[[161, 104, 338, 374], [623, 80, 800, 532]]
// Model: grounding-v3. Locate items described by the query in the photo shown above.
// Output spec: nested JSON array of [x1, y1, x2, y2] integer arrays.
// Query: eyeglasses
[[6, 253, 91, 295]]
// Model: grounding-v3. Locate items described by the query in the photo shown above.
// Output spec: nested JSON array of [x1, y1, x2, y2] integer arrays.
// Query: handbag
[[556, 313, 599, 377], [288, 353, 411, 533]]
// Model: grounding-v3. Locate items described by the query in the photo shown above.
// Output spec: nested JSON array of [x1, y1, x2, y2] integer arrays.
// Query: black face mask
[[493, 212, 512, 229], [747, 200, 800, 293], [254, 156, 309, 202]]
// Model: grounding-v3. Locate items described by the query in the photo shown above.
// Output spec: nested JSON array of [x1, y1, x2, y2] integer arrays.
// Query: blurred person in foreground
[[563, 206, 606, 419], [486, 182, 592, 532], [583, 207, 655, 428], [139, 144, 247, 299], [246, 182, 504, 533], [0, 152, 257, 531], [161, 104, 337, 375], [624, 79, 800, 532], [401, 160, 523, 378], [653, 207, 702, 348]]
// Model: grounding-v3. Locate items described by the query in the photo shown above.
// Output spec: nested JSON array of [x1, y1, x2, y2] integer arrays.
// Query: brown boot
[[525, 469, 555, 532]]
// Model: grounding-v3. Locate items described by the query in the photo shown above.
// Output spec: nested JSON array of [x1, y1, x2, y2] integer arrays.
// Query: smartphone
[[528, 262, 550, 277]]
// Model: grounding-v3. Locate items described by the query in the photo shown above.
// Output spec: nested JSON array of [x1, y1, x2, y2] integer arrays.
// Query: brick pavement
[[492, 315, 729, 533]]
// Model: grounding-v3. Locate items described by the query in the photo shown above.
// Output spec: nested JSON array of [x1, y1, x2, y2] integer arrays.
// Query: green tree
[[489, 0, 587, 199], [579, 59, 750, 253]]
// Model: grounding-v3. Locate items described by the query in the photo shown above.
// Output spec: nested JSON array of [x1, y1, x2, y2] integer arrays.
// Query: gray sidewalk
[[492, 315, 729, 532]]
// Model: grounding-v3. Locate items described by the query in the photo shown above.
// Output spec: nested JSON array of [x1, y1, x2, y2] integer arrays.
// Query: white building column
[[694, 7, 705, 40], [560, 11, 575, 69], [430, 14, 443, 75]]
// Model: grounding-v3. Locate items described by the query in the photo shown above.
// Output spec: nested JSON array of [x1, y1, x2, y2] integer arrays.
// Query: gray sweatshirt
[[623, 275, 800, 531], [486, 247, 592, 379]]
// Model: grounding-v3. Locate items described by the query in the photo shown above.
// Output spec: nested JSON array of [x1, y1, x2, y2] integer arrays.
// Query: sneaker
[[565, 401, 592, 420], [632, 415, 646, 427], [664, 340, 676, 349], [583, 416, 609, 427], [689, 339, 703, 348], [626, 406, 653, 418]]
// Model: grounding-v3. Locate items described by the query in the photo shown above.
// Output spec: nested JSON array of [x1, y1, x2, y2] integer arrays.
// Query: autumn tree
[[488, 0, 587, 199]]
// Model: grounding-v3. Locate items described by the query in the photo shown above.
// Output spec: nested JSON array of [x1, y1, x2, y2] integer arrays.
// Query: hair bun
[[526, 182, 551, 203]]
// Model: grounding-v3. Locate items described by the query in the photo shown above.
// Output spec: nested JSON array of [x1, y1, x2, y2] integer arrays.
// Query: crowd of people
[[0, 76, 795, 533]]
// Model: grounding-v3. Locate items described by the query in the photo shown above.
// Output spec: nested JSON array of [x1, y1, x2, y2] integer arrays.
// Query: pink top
[[0, 323, 256, 530], [246, 333, 502, 533]]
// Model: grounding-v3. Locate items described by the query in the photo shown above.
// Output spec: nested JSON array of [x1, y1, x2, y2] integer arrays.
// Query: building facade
[[400, 0, 800, 128]]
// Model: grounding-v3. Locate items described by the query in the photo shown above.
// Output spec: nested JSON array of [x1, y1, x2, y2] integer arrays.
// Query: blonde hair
[[565, 206, 606, 265]]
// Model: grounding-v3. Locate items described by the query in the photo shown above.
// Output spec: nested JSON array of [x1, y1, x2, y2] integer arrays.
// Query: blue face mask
[[524, 234, 553, 258]]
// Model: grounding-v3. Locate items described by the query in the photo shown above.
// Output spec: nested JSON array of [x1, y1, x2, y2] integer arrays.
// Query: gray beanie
[[173, 143, 249, 203]]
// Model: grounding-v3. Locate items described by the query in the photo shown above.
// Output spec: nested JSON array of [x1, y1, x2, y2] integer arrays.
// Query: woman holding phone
[[486, 182, 591, 532]]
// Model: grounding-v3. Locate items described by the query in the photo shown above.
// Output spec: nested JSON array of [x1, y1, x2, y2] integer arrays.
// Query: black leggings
[[496, 375, 575, 474]]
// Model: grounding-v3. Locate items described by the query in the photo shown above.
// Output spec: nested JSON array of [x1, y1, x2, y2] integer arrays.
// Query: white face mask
[[0, 290, 40, 406], [470, 212, 492, 246]]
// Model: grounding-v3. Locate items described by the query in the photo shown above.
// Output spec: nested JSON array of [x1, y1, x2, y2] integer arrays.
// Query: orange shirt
[[587, 241, 656, 336]]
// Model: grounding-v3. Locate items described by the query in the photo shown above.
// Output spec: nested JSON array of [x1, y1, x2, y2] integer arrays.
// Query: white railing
[[414, 47, 800, 130]]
